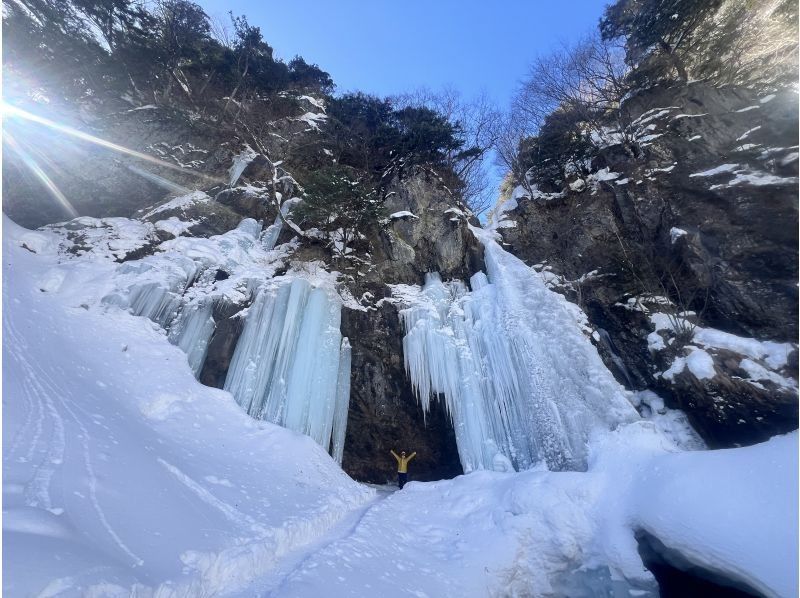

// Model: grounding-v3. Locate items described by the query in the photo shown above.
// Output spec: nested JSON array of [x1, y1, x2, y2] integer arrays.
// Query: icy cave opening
[[394, 231, 639, 473]]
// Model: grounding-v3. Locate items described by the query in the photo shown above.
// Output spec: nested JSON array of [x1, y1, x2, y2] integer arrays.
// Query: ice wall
[[223, 279, 352, 462], [396, 231, 638, 472]]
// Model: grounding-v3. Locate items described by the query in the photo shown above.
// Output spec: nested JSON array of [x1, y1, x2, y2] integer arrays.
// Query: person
[[390, 449, 416, 489]]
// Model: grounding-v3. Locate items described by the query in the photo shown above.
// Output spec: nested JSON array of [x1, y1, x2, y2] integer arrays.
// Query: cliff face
[[498, 81, 798, 447], [6, 47, 796, 477]]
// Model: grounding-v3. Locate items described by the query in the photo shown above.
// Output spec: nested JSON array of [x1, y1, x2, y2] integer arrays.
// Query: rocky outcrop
[[499, 81, 798, 447]]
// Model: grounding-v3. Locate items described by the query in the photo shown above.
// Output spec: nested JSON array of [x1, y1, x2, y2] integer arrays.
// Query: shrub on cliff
[[295, 165, 384, 262]]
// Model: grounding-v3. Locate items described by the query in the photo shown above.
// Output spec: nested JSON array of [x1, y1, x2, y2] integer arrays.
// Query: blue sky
[[198, 1, 610, 108]]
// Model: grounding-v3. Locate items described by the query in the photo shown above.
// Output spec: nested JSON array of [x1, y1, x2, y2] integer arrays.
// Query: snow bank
[[264, 424, 797, 598], [633, 432, 798, 598]]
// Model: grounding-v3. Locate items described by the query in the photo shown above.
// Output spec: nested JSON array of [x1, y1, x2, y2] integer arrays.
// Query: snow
[[3, 217, 372, 596], [671, 112, 707, 120], [253, 426, 797, 598], [632, 432, 798, 598], [692, 327, 794, 369], [590, 127, 625, 148], [669, 227, 688, 243], [661, 346, 716, 381], [713, 170, 798, 188], [739, 358, 797, 390], [589, 167, 621, 182], [648, 312, 795, 387], [143, 190, 210, 218], [127, 104, 157, 112], [155, 216, 195, 237], [689, 163, 740, 177], [298, 95, 326, 111], [735, 105, 760, 113], [736, 126, 761, 141], [388, 211, 419, 220], [296, 111, 328, 130], [759, 94, 776, 103], [44, 217, 159, 261]]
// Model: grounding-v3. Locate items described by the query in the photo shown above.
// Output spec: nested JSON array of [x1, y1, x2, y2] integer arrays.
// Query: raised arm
[[390, 450, 400, 461], [408, 452, 417, 461]]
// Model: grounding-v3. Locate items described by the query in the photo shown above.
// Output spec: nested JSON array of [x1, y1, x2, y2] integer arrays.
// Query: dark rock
[[499, 81, 798, 448], [341, 303, 463, 483], [636, 529, 762, 597], [214, 186, 274, 221], [199, 298, 252, 390]]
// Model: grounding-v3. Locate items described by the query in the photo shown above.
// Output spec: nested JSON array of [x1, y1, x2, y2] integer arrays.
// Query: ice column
[[397, 236, 639, 473], [101, 256, 199, 328], [261, 199, 299, 251], [223, 278, 352, 462], [168, 298, 216, 376], [331, 338, 352, 464]]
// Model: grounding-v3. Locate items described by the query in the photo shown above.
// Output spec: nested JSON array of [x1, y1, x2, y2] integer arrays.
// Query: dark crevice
[[636, 529, 763, 598]]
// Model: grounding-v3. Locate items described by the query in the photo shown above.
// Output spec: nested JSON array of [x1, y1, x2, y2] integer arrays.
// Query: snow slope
[[3, 219, 372, 596]]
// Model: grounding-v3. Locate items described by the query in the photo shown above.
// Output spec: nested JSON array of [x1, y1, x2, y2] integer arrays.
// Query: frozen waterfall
[[223, 278, 352, 463], [99, 217, 351, 461], [395, 229, 638, 473]]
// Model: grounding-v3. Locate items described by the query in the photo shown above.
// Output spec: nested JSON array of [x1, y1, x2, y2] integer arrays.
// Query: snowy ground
[[4, 218, 798, 597]]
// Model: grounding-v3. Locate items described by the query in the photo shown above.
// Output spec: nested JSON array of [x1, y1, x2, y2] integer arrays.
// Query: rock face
[[3, 103, 237, 229], [499, 82, 798, 447], [341, 305, 462, 483], [2, 91, 324, 230]]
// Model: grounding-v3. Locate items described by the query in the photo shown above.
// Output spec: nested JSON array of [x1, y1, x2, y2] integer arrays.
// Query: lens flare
[[2, 102, 224, 185], [4, 131, 79, 219]]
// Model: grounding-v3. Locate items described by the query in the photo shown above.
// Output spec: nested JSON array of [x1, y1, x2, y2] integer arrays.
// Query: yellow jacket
[[391, 450, 416, 473]]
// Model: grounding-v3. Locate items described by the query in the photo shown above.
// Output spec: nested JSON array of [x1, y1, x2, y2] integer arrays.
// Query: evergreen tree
[[295, 165, 384, 262], [600, 0, 723, 81]]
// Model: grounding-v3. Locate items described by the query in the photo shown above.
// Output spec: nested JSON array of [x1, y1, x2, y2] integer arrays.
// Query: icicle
[[261, 199, 299, 251], [102, 256, 199, 328], [228, 145, 257, 186], [168, 298, 216, 376], [331, 337, 352, 464], [236, 217, 262, 239], [223, 278, 351, 461]]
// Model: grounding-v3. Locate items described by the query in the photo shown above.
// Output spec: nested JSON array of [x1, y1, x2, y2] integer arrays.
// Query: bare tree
[[513, 33, 630, 134], [392, 87, 502, 215], [613, 230, 711, 343]]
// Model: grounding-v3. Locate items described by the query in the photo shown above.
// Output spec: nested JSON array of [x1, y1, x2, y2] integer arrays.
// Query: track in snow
[[240, 485, 398, 597]]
